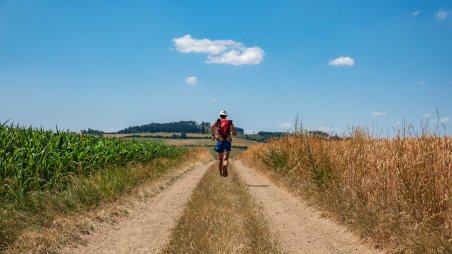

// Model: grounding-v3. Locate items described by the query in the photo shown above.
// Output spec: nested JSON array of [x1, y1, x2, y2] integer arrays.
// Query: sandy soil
[[234, 160, 382, 254], [65, 161, 215, 254]]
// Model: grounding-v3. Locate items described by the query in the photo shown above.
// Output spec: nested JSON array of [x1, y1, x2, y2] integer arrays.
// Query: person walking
[[211, 110, 237, 177]]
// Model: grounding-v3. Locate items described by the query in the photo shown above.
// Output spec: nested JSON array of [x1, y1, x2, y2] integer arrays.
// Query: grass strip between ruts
[[163, 162, 284, 254]]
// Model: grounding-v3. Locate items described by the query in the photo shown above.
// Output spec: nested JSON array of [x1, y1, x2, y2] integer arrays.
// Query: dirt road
[[234, 160, 381, 254], [65, 159, 382, 254], [66, 161, 215, 254]]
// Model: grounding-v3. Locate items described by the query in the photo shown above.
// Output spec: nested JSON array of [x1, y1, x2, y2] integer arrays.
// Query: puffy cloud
[[372, 112, 387, 116], [185, 76, 197, 86], [207, 47, 264, 66], [328, 56, 355, 67], [173, 35, 240, 54], [173, 34, 264, 65], [435, 10, 448, 19]]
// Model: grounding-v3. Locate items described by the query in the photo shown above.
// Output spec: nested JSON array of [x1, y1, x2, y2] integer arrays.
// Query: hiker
[[211, 110, 237, 177]]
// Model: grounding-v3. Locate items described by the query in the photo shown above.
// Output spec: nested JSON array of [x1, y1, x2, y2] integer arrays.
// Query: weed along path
[[234, 160, 382, 254], [67, 161, 215, 254]]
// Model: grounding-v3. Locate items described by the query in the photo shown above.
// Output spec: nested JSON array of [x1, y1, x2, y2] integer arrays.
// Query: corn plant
[[0, 123, 185, 194]]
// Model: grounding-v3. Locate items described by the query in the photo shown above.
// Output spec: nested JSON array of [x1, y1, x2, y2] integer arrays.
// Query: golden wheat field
[[240, 131, 452, 253]]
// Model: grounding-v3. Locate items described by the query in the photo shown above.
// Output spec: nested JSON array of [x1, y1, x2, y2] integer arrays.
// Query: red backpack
[[217, 119, 232, 139]]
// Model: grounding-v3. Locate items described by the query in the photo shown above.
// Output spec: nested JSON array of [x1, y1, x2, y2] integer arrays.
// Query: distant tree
[[236, 127, 244, 135], [81, 128, 104, 135]]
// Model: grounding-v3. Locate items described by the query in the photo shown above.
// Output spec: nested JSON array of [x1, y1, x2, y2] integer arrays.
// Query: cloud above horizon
[[278, 122, 293, 129], [185, 76, 197, 86], [435, 10, 448, 19], [319, 126, 335, 132], [173, 34, 264, 65], [328, 56, 355, 67], [372, 112, 387, 116], [430, 117, 449, 123], [440, 117, 450, 123]]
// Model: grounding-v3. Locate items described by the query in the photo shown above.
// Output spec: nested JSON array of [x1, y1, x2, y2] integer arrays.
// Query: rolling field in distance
[[116, 133, 260, 158]]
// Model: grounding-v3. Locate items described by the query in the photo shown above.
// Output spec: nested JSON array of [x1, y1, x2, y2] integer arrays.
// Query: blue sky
[[0, 0, 451, 135]]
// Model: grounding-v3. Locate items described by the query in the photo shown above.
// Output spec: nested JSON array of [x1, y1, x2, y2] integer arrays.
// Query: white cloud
[[207, 47, 264, 66], [209, 98, 217, 103], [422, 113, 430, 118], [372, 112, 387, 116], [435, 10, 448, 19], [410, 10, 420, 16], [278, 122, 293, 129], [419, 80, 426, 85], [185, 76, 197, 86], [328, 56, 355, 67], [173, 34, 264, 65], [173, 35, 241, 54]]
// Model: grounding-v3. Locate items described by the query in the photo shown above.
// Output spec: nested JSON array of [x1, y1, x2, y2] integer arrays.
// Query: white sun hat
[[219, 110, 228, 116]]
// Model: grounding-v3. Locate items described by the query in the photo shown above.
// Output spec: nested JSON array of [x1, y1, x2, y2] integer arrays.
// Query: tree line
[[82, 121, 244, 135]]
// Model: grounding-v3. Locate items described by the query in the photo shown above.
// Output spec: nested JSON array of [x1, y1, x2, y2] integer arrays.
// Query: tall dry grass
[[240, 130, 451, 253]]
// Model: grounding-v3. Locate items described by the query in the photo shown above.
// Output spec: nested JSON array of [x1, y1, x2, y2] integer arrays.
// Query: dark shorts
[[214, 140, 232, 153]]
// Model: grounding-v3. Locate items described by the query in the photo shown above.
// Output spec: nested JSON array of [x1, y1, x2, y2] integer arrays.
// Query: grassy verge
[[162, 163, 284, 254], [239, 132, 452, 253], [1, 148, 210, 253]]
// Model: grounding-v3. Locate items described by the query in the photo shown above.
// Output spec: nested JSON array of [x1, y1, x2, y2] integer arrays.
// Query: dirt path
[[234, 160, 381, 254], [66, 161, 215, 254]]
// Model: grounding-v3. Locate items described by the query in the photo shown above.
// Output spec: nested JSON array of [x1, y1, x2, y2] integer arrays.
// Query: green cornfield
[[0, 123, 185, 195]]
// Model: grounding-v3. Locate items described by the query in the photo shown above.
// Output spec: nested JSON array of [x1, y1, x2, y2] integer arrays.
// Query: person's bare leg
[[222, 151, 230, 177], [218, 152, 224, 176]]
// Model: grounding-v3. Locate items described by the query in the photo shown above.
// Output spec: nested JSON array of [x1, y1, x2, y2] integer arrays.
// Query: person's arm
[[230, 123, 238, 136], [211, 121, 217, 140]]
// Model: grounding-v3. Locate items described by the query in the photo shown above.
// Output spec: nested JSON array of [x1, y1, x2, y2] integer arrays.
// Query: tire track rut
[[66, 161, 214, 254]]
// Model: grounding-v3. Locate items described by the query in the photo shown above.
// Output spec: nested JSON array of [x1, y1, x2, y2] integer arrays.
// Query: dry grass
[[162, 163, 284, 254], [3, 148, 212, 254], [240, 131, 452, 253]]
